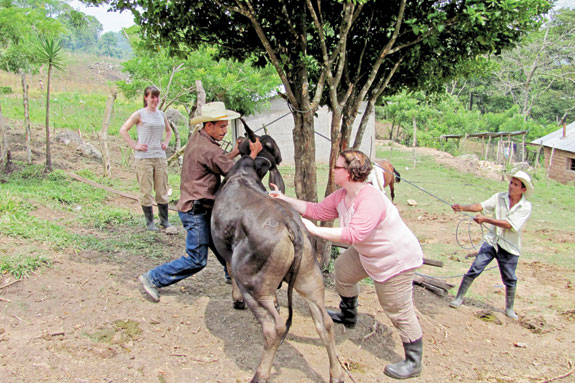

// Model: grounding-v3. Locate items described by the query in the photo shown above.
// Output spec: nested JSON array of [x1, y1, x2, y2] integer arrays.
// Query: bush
[[0, 86, 12, 94]]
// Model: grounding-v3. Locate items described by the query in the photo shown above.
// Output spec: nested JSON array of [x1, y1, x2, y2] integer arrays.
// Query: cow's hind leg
[[243, 293, 285, 383], [295, 267, 345, 383]]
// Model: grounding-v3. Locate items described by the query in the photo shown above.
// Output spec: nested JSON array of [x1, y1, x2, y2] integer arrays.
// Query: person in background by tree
[[270, 149, 424, 380], [138, 101, 262, 302], [449, 170, 534, 320], [120, 85, 173, 232]]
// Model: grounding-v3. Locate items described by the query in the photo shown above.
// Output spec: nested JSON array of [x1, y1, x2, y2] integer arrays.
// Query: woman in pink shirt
[[270, 149, 424, 380]]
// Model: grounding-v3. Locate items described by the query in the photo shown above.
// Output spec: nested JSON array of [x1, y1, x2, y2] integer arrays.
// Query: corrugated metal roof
[[531, 122, 575, 153]]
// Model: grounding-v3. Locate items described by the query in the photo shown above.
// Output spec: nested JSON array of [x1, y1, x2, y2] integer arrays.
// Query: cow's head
[[238, 119, 285, 193]]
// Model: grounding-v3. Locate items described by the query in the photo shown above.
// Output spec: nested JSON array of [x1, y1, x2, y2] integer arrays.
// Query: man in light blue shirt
[[449, 170, 533, 319]]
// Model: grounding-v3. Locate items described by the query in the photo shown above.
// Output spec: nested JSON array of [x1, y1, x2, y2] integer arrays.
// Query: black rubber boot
[[328, 295, 358, 329], [449, 275, 473, 308], [142, 206, 158, 232], [384, 337, 423, 379], [505, 285, 518, 320], [158, 203, 172, 228]]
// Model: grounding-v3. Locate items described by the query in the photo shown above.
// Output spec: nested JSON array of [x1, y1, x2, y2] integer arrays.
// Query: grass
[[1, 129, 574, 283], [0, 90, 141, 137], [0, 162, 174, 277], [0, 253, 52, 279]]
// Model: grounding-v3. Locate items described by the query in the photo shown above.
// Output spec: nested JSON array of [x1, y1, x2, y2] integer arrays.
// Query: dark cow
[[211, 124, 344, 383]]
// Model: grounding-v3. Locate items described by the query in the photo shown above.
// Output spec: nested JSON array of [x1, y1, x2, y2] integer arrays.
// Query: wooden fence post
[[99, 90, 117, 178], [534, 144, 543, 169], [412, 116, 417, 168], [521, 133, 526, 162], [547, 145, 556, 179], [485, 135, 491, 160]]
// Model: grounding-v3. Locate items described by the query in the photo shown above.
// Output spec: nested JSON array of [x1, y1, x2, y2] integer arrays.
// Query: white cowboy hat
[[189, 101, 241, 126], [507, 170, 534, 196]]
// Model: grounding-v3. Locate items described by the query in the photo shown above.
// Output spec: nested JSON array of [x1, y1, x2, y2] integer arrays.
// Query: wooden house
[[531, 122, 575, 185]]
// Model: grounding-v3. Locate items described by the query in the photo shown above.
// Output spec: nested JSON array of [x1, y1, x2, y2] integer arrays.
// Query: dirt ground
[[1, 126, 574, 383]]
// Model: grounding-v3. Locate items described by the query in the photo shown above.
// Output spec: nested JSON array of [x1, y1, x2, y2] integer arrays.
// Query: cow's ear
[[268, 168, 285, 194]]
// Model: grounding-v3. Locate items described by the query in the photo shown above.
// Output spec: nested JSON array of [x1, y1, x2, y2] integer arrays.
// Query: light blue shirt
[[481, 192, 532, 256]]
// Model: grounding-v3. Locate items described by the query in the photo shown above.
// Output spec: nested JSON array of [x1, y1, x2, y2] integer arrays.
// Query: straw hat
[[507, 170, 534, 196], [189, 102, 241, 126]]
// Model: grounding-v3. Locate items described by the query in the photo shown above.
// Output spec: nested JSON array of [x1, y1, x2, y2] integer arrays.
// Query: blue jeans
[[465, 243, 519, 288], [147, 209, 226, 287]]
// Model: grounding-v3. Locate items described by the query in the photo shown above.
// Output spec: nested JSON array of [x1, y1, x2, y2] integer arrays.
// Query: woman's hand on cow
[[269, 183, 284, 199], [300, 218, 317, 234]]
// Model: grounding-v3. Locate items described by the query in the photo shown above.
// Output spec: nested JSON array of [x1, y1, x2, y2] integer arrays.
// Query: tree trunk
[[169, 120, 181, 153], [292, 109, 317, 203], [191, 80, 206, 137], [325, 107, 342, 198], [100, 91, 117, 178], [0, 104, 8, 171], [353, 98, 375, 152], [20, 71, 32, 164], [44, 64, 53, 173], [412, 116, 417, 168]]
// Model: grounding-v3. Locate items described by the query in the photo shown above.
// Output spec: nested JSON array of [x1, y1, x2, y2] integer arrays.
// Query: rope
[[253, 111, 293, 134], [456, 216, 484, 250], [416, 265, 500, 280], [373, 162, 520, 254]]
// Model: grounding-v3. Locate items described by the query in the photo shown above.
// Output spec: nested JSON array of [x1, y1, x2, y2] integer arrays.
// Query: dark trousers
[[465, 243, 519, 288], [148, 208, 226, 287]]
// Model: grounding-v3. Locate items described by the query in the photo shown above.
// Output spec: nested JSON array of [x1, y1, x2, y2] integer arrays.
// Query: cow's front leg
[[231, 277, 246, 310], [227, 263, 246, 310]]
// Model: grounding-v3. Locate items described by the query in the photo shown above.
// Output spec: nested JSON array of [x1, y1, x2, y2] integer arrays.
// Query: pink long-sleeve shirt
[[304, 184, 423, 282]]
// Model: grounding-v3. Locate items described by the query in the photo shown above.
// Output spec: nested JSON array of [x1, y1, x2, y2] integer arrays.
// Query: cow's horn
[[240, 118, 257, 143]]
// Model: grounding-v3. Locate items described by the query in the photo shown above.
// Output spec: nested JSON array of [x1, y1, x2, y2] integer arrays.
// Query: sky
[[70, 1, 135, 33]]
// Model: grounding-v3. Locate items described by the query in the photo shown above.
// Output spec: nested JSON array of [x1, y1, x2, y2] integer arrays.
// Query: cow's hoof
[[250, 373, 269, 383], [233, 300, 246, 310]]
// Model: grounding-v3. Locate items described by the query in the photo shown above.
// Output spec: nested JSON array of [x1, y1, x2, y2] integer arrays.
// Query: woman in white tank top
[[119, 86, 173, 231]]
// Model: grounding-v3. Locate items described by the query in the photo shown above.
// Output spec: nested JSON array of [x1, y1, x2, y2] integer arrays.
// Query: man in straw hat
[[449, 170, 534, 319], [139, 102, 262, 302]]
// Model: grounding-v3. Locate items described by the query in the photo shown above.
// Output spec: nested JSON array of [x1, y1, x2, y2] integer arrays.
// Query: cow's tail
[[280, 221, 304, 344], [394, 168, 401, 183]]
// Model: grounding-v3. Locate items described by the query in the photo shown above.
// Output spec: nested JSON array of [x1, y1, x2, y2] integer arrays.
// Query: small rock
[[514, 342, 527, 348], [165, 226, 178, 235]]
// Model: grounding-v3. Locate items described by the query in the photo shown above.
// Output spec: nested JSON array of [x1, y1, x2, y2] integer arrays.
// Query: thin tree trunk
[[412, 116, 417, 168], [100, 91, 117, 178], [0, 104, 8, 170], [20, 71, 32, 164], [169, 120, 180, 153], [191, 80, 206, 137], [45, 64, 53, 173]]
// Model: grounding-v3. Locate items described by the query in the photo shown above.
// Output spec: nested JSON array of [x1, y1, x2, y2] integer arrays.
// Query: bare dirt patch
[[1, 130, 574, 383]]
